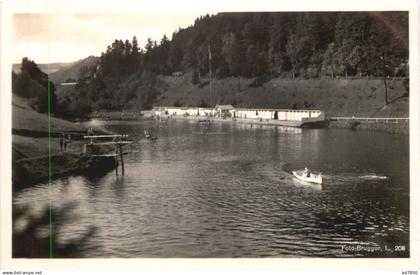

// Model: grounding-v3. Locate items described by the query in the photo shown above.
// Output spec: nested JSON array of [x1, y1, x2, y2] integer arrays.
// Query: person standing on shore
[[59, 133, 64, 152], [87, 128, 94, 144], [63, 135, 68, 151], [66, 134, 72, 150]]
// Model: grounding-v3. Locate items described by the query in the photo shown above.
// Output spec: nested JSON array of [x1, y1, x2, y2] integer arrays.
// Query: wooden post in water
[[119, 143, 125, 175], [82, 134, 131, 177], [115, 144, 119, 176]]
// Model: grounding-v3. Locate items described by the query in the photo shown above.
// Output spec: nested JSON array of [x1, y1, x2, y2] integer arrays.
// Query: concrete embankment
[[168, 115, 304, 127], [12, 137, 117, 191], [328, 119, 409, 134], [157, 114, 407, 133], [13, 154, 116, 191], [12, 136, 117, 191]]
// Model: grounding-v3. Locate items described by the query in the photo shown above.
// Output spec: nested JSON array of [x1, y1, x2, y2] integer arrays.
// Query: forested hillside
[[99, 12, 408, 79], [12, 58, 59, 114], [53, 12, 409, 114], [12, 58, 94, 118]]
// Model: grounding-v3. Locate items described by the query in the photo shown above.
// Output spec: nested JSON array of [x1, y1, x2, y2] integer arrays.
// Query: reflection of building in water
[[259, 125, 303, 134], [234, 123, 303, 134], [153, 106, 326, 128], [301, 129, 322, 156]]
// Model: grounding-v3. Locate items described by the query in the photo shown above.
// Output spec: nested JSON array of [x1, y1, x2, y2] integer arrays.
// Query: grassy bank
[[12, 95, 116, 191], [149, 74, 409, 134], [12, 94, 84, 134], [329, 120, 409, 135], [155, 74, 409, 118]]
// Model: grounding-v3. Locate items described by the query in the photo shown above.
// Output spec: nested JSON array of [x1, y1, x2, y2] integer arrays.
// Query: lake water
[[13, 119, 409, 257]]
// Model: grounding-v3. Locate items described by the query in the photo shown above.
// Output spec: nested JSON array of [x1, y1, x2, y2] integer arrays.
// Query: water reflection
[[13, 119, 409, 258], [112, 176, 126, 203]]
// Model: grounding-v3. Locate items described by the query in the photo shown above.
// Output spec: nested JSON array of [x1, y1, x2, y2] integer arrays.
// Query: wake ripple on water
[[324, 173, 389, 184]]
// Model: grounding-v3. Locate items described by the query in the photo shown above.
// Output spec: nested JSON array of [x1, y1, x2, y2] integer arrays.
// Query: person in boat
[[304, 167, 311, 177]]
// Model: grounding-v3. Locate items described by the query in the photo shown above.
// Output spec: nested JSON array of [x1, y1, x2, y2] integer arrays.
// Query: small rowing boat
[[198, 119, 211, 124], [292, 170, 322, 184]]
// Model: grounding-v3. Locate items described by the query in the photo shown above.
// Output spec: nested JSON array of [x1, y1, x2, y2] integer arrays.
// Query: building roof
[[153, 105, 323, 113], [215, 104, 234, 110], [153, 106, 187, 110], [235, 108, 322, 112]]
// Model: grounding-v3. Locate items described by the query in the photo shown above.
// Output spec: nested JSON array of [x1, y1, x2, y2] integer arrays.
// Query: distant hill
[[49, 56, 99, 84], [49, 56, 100, 116], [13, 56, 100, 84], [12, 62, 72, 75]]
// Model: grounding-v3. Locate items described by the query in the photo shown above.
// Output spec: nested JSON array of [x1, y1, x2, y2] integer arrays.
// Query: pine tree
[[286, 34, 311, 78], [322, 42, 337, 78], [367, 12, 408, 105]]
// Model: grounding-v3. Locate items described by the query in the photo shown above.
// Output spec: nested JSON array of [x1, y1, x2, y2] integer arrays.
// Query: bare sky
[[13, 13, 204, 64]]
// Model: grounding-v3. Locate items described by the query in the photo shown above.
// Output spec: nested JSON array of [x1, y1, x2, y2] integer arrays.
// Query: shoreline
[[13, 153, 116, 191], [154, 114, 409, 134], [328, 120, 409, 135], [12, 134, 118, 192], [12, 125, 117, 191], [155, 114, 305, 127]]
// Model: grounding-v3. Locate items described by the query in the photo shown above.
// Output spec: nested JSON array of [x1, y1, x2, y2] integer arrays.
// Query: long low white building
[[233, 108, 324, 122], [152, 106, 326, 127], [153, 106, 216, 117], [154, 106, 323, 121]]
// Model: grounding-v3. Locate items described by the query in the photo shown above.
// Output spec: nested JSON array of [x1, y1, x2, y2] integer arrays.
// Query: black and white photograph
[[1, 0, 419, 273]]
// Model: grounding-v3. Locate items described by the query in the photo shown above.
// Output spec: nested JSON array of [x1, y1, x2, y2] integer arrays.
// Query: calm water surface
[[13, 119, 409, 257]]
